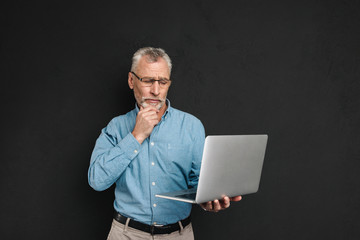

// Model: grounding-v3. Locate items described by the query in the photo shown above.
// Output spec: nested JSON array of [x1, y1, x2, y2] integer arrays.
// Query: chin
[[140, 101, 164, 110]]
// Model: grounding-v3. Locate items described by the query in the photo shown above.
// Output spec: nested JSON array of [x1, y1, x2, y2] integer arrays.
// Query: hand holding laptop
[[200, 195, 242, 212], [156, 135, 268, 207]]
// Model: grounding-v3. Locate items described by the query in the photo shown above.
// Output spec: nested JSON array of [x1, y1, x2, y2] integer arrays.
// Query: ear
[[128, 72, 134, 89]]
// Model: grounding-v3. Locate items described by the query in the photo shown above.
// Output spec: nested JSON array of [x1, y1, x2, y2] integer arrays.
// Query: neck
[[157, 103, 168, 120]]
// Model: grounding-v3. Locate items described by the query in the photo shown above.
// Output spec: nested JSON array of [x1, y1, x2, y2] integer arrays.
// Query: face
[[128, 56, 171, 111]]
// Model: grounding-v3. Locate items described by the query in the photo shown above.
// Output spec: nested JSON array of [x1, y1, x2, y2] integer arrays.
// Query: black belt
[[113, 212, 191, 235]]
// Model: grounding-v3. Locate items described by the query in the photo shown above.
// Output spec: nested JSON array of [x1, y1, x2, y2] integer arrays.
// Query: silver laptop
[[155, 135, 268, 204]]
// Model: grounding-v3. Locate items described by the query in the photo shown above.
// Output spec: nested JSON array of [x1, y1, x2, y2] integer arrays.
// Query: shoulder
[[111, 109, 136, 123], [104, 108, 137, 132], [170, 107, 202, 123], [169, 107, 205, 134]]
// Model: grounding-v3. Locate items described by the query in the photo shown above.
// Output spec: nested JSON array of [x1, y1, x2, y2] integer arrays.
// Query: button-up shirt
[[88, 100, 205, 225]]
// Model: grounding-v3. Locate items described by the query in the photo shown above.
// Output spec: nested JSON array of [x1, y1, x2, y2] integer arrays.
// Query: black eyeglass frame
[[130, 71, 171, 87]]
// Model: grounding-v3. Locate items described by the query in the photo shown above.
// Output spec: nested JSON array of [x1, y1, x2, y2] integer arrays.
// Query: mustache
[[141, 97, 165, 102]]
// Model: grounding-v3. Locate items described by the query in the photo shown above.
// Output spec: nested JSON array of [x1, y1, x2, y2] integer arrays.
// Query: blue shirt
[[88, 100, 205, 225]]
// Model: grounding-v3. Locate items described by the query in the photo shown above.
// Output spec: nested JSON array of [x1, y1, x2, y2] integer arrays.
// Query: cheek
[[160, 89, 169, 98], [133, 86, 143, 99]]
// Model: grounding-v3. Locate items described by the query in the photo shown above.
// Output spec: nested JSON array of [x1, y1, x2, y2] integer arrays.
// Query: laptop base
[[155, 188, 197, 204]]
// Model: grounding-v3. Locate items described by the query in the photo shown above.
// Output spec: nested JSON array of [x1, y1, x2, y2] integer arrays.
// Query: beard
[[140, 97, 166, 110]]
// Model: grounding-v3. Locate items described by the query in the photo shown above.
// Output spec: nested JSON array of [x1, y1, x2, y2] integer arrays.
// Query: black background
[[1, 0, 360, 239]]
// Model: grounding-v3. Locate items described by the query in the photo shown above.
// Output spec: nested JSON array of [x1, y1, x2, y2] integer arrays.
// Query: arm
[[88, 106, 159, 191], [88, 122, 140, 191]]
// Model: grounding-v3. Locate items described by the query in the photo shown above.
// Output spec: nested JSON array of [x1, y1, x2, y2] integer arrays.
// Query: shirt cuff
[[117, 132, 141, 160]]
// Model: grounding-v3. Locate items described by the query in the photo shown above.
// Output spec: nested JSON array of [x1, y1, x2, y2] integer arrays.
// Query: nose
[[150, 81, 160, 96]]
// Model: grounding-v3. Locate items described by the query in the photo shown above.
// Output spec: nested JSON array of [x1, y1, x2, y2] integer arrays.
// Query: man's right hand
[[132, 106, 160, 144]]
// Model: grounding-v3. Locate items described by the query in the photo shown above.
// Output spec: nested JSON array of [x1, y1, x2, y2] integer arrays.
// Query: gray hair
[[131, 47, 172, 75]]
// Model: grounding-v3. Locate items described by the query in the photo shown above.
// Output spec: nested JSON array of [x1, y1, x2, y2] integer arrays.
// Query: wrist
[[131, 131, 146, 144]]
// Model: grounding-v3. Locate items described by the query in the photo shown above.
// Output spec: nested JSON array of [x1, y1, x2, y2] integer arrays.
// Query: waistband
[[113, 212, 191, 235]]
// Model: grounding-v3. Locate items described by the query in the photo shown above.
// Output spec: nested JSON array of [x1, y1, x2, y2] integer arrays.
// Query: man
[[88, 47, 241, 239]]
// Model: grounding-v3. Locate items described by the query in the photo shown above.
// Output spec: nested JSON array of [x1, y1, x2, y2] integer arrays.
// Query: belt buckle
[[151, 224, 165, 235]]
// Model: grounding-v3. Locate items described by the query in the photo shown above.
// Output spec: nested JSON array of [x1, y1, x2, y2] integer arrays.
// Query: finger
[[149, 120, 160, 127], [221, 196, 230, 208], [139, 109, 158, 116], [147, 112, 160, 121], [139, 109, 159, 119], [138, 105, 156, 113], [141, 111, 159, 119], [213, 199, 221, 212], [206, 201, 213, 211], [230, 196, 242, 202], [141, 105, 159, 112]]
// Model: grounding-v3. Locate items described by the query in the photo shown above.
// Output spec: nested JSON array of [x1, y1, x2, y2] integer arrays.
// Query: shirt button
[[151, 142, 155, 146], [153, 204, 157, 207], [134, 150, 138, 153], [151, 162, 155, 166], [152, 182, 156, 186]]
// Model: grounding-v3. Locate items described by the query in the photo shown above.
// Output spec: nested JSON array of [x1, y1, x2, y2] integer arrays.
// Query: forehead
[[136, 56, 170, 78]]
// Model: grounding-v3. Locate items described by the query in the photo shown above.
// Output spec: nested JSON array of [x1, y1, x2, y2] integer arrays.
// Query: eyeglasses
[[131, 71, 171, 88]]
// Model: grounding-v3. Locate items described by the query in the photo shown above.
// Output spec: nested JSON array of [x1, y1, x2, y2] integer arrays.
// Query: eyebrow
[[142, 76, 170, 80]]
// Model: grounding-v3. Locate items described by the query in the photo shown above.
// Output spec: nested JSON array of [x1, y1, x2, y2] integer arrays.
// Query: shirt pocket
[[166, 143, 192, 174]]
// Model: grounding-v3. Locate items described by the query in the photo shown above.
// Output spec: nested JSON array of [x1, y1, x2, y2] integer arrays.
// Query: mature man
[[88, 47, 241, 239]]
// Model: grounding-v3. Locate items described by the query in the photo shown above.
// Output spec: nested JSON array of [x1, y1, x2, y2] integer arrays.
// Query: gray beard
[[140, 98, 165, 110]]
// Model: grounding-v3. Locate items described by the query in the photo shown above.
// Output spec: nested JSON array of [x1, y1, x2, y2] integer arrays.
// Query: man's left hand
[[200, 195, 242, 212]]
